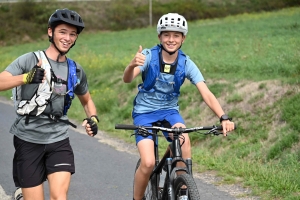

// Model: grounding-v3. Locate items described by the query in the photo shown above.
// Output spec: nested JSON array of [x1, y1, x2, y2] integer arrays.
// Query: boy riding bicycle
[[123, 13, 235, 200]]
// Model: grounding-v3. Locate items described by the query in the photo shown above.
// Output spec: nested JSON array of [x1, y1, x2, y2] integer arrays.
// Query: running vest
[[13, 51, 78, 121], [138, 45, 186, 98]]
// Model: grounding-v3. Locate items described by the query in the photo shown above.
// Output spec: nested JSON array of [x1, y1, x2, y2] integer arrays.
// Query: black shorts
[[13, 136, 75, 188]]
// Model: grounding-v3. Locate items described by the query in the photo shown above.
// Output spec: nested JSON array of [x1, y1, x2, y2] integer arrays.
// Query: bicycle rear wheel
[[174, 173, 201, 200], [134, 159, 159, 200]]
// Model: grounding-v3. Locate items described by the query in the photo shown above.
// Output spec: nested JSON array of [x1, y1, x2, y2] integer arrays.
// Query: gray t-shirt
[[5, 51, 88, 144]]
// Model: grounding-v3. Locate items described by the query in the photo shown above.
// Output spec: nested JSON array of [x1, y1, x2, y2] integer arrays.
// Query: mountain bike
[[115, 122, 231, 200]]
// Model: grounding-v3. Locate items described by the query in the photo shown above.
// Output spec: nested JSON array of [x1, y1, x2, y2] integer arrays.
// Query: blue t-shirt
[[133, 48, 205, 114]]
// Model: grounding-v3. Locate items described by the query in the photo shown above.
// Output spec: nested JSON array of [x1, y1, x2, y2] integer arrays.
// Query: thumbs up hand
[[137, 45, 143, 53], [23, 59, 45, 84], [129, 45, 146, 68]]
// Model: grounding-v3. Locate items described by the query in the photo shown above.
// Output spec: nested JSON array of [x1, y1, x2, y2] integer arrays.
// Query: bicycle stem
[[171, 134, 182, 158]]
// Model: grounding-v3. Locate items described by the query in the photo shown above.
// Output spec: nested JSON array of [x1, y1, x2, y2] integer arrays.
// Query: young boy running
[[0, 8, 100, 200]]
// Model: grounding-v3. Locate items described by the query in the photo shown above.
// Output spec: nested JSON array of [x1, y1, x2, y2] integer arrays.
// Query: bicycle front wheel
[[174, 174, 201, 200], [134, 159, 159, 200]]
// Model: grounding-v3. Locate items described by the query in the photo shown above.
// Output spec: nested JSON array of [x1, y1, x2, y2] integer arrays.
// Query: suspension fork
[[151, 130, 161, 199], [166, 158, 175, 200], [170, 134, 193, 175], [153, 131, 159, 166]]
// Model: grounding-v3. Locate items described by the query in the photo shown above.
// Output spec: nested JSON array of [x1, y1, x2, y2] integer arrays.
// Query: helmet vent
[[48, 9, 85, 34], [62, 13, 67, 19], [157, 13, 188, 35]]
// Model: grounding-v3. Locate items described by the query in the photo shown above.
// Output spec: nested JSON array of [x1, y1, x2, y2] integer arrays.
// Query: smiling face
[[158, 31, 186, 53], [48, 23, 78, 54]]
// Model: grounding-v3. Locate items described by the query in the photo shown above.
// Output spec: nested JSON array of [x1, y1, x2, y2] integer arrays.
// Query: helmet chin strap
[[159, 43, 182, 55], [49, 31, 76, 58]]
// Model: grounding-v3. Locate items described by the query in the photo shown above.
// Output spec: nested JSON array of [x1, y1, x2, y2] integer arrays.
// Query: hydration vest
[[64, 57, 79, 115], [13, 51, 79, 127], [138, 45, 186, 98]]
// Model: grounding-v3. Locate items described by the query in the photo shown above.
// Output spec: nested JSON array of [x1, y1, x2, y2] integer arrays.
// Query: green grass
[[1, 7, 300, 200]]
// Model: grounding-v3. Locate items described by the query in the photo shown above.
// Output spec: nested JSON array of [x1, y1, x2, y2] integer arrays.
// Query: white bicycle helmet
[[157, 13, 188, 36]]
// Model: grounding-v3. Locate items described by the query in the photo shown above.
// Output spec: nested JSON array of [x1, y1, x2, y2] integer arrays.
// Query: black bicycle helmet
[[48, 8, 85, 34]]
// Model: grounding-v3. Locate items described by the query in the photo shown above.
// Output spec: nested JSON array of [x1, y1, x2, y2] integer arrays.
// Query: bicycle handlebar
[[115, 124, 235, 135]]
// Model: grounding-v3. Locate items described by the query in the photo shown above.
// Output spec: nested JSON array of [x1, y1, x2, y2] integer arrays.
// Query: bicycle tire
[[174, 173, 201, 200], [134, 159, 159, 200]]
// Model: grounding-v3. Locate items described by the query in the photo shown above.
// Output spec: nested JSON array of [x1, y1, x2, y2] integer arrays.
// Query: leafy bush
[[1, 0, 300, 45]]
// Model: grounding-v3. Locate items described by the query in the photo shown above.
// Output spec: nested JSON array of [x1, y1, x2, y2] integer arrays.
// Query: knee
[[139, 159, 155, 174], [50, 193, 67, 200], [181, 135, 191, 151]]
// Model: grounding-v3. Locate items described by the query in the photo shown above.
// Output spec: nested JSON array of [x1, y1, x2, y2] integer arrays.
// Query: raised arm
[[123, 45, 144, 83], [0, 59, 44, 91], [0, 71, 24, 91]]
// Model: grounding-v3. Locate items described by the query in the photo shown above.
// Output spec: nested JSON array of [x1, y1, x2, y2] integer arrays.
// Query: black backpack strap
[[56, 118, 77, 128], [25, 115, 30, 125], [32, 51, 39, 62], [47, 114, 77, 128]]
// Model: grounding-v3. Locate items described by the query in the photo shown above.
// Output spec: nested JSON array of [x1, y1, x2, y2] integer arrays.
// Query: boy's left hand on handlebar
[[221, 120, 235, 136], [82, 115, 99, 137]]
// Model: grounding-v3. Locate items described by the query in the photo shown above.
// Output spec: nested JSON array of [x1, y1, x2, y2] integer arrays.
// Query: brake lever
[[207, 128, 222, 135], [130, 127, 152, 137]]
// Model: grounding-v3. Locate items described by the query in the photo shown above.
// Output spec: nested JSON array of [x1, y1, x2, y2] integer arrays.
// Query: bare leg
[[22, 184, 44, 200], [134, 139, 155, 200], [47, 171, 71, 200], [180, 133, 191, 163]]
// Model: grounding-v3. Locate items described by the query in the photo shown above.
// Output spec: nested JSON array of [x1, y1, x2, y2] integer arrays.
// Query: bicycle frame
[[115, 123, 232, 200], [148, 123, 194, 200]]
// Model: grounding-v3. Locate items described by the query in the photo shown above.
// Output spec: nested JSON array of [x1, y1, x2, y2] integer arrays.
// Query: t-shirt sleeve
[[74, 63, 88, 95], [185, 56, 205, 85], [5, 53, 37, 76]]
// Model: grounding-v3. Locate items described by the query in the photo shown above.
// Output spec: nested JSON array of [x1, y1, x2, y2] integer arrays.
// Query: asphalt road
[[0, 99, 239, 200]]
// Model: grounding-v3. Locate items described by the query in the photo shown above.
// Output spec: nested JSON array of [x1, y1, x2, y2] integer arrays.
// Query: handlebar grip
[[115, 124, 138, 130]]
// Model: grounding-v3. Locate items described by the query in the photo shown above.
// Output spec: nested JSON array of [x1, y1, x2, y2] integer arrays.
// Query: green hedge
[[0, 0, 299, 45]]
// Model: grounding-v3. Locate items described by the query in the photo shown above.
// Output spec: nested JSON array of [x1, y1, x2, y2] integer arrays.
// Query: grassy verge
[[0, 7, 299, 200]]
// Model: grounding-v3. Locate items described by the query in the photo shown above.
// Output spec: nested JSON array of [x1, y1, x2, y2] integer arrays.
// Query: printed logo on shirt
[[164, 64, 171, 73]]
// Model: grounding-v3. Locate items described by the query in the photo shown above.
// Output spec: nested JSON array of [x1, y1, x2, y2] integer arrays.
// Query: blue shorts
[[132, 109, 185, 145]]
